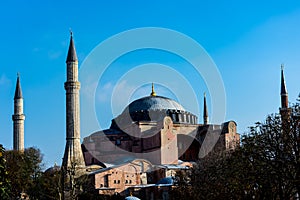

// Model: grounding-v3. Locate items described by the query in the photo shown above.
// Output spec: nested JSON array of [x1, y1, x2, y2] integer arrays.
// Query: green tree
[[242, 111, 300, 199], [4, 147, 43, 199], [0, 144, 11, 199], [38, 165, 63, 200]]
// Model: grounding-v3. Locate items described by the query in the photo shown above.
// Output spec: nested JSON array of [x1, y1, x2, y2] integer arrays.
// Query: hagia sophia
[[17, 33, 296, 199]]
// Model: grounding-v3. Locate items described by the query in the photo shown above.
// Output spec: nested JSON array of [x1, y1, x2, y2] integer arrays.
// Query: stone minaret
[[12, 74, 25, 151], [279, 65, 291, 124], [203, 92, 209, 125], [62, 32, 85, 168]]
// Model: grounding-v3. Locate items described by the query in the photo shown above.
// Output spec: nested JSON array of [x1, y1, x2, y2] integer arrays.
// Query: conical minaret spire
[[12, 73, 25, 151], [66, 31, 78, 62], [280, 64, 288, 108], [203, 92, 209, 125], [14, 73, 23, 99], [62, 32, 85, 168]]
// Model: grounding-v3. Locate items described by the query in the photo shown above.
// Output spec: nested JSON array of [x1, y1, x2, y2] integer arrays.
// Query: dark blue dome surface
[[125, 96, 185, 113], [125, 196, 141, 200]]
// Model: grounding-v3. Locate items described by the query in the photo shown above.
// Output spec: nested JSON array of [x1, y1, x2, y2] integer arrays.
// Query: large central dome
[[127, 96, 185, 113], [110, 84, 198, 128]]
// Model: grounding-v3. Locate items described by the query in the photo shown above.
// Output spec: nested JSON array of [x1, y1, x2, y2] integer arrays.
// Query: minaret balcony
[[64, 81, 81, 90], [12, 114, 25, 121]]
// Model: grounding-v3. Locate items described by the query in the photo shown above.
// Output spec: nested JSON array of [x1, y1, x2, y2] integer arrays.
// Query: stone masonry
[[62, 33, 85, 168], [12, 74, 25, 151]]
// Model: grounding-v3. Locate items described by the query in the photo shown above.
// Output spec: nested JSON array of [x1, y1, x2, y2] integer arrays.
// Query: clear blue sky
[[1, 0, 300, 168]]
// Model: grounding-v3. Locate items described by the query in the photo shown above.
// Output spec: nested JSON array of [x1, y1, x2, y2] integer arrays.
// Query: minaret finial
[[281, 63, 284, 70], [150, 83, 157, 96], [203, 92, 209, 125], [17, 72, 20, 78]]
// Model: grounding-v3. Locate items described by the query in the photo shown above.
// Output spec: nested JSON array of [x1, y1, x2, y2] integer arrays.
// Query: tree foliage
[[4, 147, 43, 199], [38, 165, 63, 200], [0, 144, 11, 200]]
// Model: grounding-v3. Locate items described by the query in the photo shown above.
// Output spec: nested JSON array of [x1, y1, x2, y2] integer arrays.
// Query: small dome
[[125, 96, 185, 113], [45, 165, 60, 174], [125, 196, 141, 200]]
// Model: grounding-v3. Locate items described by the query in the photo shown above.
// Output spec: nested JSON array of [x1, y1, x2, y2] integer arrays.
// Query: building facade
[[82, 89, 240, 167]]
